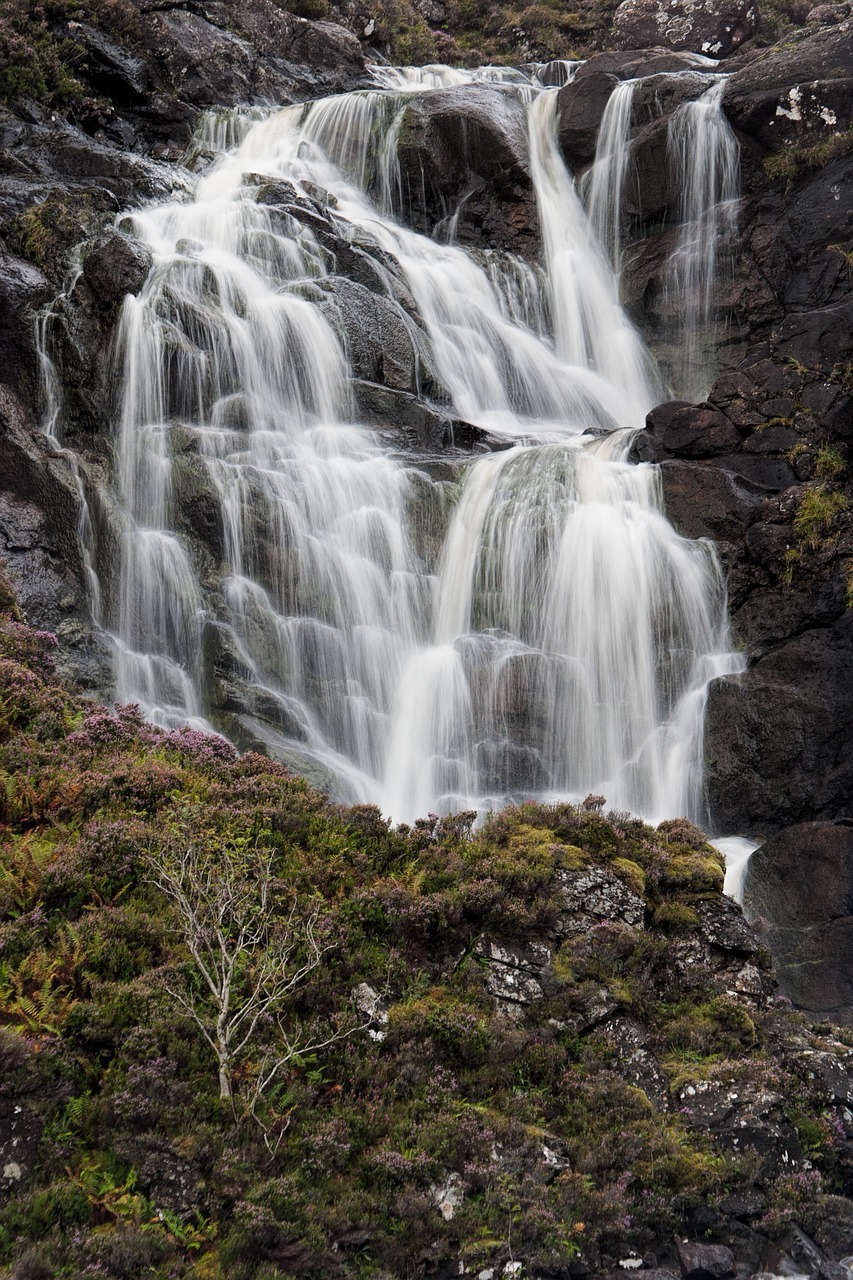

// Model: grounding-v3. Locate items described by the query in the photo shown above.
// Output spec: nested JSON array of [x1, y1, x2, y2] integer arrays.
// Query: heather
[[0, 613, 851, 1279]]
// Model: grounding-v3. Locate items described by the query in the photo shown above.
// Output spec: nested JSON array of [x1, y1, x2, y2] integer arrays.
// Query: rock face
[[617, 24, 853, 1023], [613, 0, 758, 56], [395, 85, 537, 253], [743, 823, 853, 1023], [724, 22, 853, 147], [557, 48, 704, 170]]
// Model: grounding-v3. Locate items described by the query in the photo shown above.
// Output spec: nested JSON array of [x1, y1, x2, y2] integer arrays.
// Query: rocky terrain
[[3, 608, 853, 1279]]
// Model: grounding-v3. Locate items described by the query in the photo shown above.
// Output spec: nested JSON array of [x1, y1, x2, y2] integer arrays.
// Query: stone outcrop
[[743, 822, 853, 1023], [395, 84, 537, 253], [613, 0, 758, 56], [614, 24, 853, 1024], [723, 21, 853, 147]]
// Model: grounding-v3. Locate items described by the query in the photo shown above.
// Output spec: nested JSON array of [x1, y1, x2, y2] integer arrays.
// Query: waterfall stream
[[68, 65, 744, 825]]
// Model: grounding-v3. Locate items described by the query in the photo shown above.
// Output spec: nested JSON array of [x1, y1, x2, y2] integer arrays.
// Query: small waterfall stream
[[62, 65, 745, 825], [665, 78, 740, 401]]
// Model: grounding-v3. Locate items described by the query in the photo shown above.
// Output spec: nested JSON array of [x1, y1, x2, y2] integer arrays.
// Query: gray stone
[[0, 1101, 42, 1204], [614, 0, 757, 57], [82, 230, 153, 307], [555, 864, 646, 936], [676, 1240, 736, 1280]]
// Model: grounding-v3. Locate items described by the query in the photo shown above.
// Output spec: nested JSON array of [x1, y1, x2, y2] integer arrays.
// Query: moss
[[612, 856, 646, 897], [6, 190, 105, 279], [764, 126, 853, 189], [659, 854, 725, 893], [653, 901, 699, 934]]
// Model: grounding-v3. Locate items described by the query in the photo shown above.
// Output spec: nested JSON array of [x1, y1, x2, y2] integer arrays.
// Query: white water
[[583, 79, 636, 276], [666, 78, 740, 402], [82, 70, 743, 824], [714, 836, 760, 903]]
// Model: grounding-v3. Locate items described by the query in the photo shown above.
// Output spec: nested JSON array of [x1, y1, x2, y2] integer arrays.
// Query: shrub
[[792, 485, 848, 549]]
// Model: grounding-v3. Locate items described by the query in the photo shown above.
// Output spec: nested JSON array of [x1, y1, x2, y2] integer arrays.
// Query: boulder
[[654, 459, 763, 542], [613, 0, 758, 57], [630, 68, 717, 123], [82, 229, 153, 307], [316, 277, 422, 394], [676, 1241, 736, 1280], [61, 19, 150, 102], [723, 22, 853, 147], [743, 822, 853, 1022], [558, 72, 620, 169], [643, 400, 743, 458], [395, 85, 536, 252], [705, 615, 853, 831]]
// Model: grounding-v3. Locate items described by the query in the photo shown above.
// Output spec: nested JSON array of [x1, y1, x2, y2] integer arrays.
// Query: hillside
[[2, 608, 853, 1278]]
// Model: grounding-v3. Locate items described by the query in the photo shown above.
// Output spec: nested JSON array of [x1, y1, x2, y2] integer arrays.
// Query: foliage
[[0, 0, 139, 105], [0, 612, 849, 1279], [764, 126, 853, 189]]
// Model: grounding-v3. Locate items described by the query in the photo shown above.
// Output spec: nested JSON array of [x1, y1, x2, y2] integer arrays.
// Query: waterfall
[[666, 78, 740, 402], [70, 69, 742, 825], [582, 79, 636, 275], [528, 90, 661, 414]]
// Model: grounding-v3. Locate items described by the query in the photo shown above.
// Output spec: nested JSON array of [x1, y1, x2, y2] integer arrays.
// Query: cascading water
[[69, 65, 744, 825], [582, 79, 636, 275], [665, 78, 740, 402]]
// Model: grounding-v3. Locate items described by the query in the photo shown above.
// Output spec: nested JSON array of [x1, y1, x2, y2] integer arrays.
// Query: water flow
[[666, 78, 740, 401], [583, 79, 636, 275], [528, 90, 662, 414], [99, 72, 741, 825]]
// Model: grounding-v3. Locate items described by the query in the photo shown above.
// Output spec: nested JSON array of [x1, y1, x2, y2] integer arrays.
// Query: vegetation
[[0, 0, 138, 105], [0, 606, 851, 1278], [764, 126, 853, 189]]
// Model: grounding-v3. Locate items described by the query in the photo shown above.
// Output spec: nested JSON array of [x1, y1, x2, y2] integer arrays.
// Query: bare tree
[[147, 840, 330, 1106]]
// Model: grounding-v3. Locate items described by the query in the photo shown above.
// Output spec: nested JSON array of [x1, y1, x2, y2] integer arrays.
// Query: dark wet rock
[[82, 229, 153, 307], [723, 23, 853, 147], [395, 85, 536, 253], [722, 22, 850, 149], [644, 401, 743, 458], [0, 385, 110, 691], [613, 0, 757, 56], [558, 71, 621, 168], [316, 276, 423, 394], [170, 452, 225, 565], [631, 69, 717, 123], [61, 19, 150, 102], [743, 823, 853, 1022], [0, 250, 50, 400], [706, 618, 853, 835], [676, 1240, 736, 1280], [352, 380, 508, 454], [123, 0, 368, 146], [654, 460, 763, 542]]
